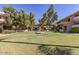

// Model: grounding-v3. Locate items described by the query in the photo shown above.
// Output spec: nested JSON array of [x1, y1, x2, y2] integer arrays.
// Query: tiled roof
[[57, 11, 79, 23]]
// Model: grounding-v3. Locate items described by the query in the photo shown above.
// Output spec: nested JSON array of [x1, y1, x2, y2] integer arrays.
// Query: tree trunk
[[30, 26, 33, 31], [1, 24, 3, 33]]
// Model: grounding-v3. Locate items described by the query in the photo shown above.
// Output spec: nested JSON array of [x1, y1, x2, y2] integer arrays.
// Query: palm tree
[[52, 12, 58, 22], [3, 6, 16, 13], [39, 5, 58, 31], [39, 13, 47, 31], [19, 9, 29, 30], [29, 12, 35, 31], [46, 5, 58, 27], [12, 11, 20, 31]]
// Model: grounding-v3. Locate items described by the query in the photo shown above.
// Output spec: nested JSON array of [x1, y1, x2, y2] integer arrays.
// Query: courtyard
[[0, 31, 79, 54]]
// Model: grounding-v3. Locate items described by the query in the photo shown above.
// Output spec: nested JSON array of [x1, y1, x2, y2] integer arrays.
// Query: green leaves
[[3, 6, 29, 30], [47, 4, 58, 22], [28, 12, 35, 30], [29, 12, 35, 21], [2, 5, 58, 30], [19, 9, 29, 29], [39, 4, 58, 27], [3, 6, 16, 13]]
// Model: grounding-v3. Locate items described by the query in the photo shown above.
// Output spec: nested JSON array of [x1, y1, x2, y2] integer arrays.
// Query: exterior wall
[[58, 16, 74, 32], [57, 11, 79, 32]]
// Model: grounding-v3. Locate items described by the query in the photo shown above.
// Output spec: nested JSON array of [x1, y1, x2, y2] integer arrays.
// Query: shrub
[[53, 24, 64, 32], [37, 45, 71, 55], [70, 27, 79, 33]]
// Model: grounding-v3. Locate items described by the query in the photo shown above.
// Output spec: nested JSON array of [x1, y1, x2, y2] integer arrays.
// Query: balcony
[[72, 24, 79, 28]]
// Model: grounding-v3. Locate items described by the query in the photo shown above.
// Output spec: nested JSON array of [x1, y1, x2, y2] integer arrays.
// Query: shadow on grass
[[0, 40, 79, 48], [37, 45, 72, 55], [0, 38, 8, 41]]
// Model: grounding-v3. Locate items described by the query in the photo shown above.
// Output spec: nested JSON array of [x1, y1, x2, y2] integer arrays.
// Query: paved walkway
[[0, 34, 10, 37]]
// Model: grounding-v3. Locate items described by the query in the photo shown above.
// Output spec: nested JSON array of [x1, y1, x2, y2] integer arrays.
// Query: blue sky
[[0, 4, 79, 23]]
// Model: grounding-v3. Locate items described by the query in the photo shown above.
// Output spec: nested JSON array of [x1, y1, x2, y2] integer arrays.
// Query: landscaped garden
[[0, 4, 79, 55], [0, 31, 79, 54]]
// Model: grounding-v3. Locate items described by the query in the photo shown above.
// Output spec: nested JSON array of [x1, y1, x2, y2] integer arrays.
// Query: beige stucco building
[[57, 11, 79, 32]]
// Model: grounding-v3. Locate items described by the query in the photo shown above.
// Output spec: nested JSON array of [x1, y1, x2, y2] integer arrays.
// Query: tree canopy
[[39, 4, 58, 27], [1, 5, 58, 31]]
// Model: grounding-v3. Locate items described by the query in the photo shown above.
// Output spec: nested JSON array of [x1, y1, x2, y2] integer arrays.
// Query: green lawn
[[0, 31, 79, 54]]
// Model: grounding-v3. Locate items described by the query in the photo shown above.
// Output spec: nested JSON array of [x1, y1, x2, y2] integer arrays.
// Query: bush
[[70, 27, 79, 33], [37, 45, 71, 55], [53, 24, 64, 32]]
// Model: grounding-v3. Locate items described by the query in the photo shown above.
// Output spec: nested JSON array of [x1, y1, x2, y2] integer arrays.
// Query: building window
[[64, 26, 67, 32], [0, 16, 1, 19], [68, 18, 70, 22]]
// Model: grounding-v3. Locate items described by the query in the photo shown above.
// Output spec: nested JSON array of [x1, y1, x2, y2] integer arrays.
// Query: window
[[68, 18, 70, 22], [64, 26, 67, 32], [74, 22, 79, 25], [0, 16, 1, 19]]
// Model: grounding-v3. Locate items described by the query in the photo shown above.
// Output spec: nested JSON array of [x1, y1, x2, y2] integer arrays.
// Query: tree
[[39, 13, 47, 27], [29, 12, 35, 31], [46, 4, 58, 26], [3, 6, 17, 30], [52, 12, 58, 22], [12, 12, 20, 30], [39, 5, 58, 31], [38, 13, 47, 31], [4, 13, 13, 29], [3, 6, 16, 13], [19, 9, 29, 30], [3, 6, 30, 31]]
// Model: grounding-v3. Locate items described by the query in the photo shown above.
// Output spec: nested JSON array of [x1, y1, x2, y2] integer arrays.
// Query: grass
[[0, 31, 79, 54]]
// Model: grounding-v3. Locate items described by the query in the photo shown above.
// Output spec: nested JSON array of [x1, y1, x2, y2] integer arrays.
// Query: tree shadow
[[0, 40, 79, 48], [0, 38, 8, 41], [37, 45, 72, 55]]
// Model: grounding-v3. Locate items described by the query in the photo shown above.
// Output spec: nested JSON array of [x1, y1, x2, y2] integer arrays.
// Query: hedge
[[70, 27, 79, 33]]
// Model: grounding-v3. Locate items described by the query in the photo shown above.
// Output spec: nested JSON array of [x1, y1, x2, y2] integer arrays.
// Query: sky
[[0, 4, 79, 23]]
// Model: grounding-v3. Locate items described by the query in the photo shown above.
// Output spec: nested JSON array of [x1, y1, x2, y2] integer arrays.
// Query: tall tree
[[4, 13, 13, 29], [29, 12, 35, 31], [47, 4, 58, 25], [3, 6, 20, 30], [3, 6, 17, 29], [12, 11, 20, 30], [3, 6, 30, 30], [39, 13, 47, 27], [3, 6, 17, 13], [39, 4, 58, 29], [19, 9, 29, 30]]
